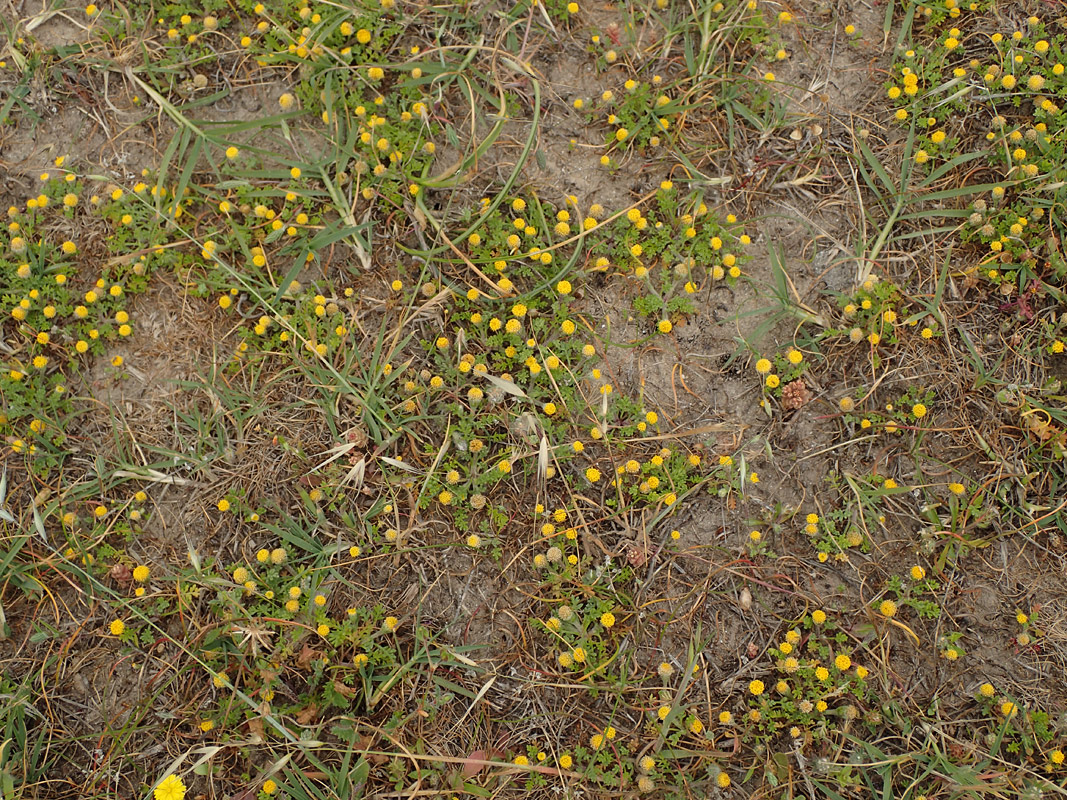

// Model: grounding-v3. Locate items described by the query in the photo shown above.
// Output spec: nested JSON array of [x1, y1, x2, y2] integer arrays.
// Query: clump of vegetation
[[1, 0, 1066, 798]]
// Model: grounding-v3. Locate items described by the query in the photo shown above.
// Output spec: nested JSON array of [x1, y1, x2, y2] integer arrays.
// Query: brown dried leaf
[[296, 642, 322, 671], [461, 750, 490, 778], [295, 703, 319, 725]]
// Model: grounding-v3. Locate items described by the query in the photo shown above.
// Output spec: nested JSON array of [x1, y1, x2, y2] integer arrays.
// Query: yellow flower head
[[154, 774, 187, 800]]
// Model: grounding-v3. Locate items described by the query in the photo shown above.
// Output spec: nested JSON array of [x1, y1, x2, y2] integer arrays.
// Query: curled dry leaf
[[739, 586, 753, 611]]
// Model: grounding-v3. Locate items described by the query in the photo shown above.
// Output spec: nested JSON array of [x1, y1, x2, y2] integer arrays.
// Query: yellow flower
[[834, 654, 852, 671], [879, 599, 897, 618], [755, 358, 772, 373], [109, 619, 126, 636], [911, 566, 926, 581], [812, 609, 826, 624], [601, 612, 615, 627], [154, 774, 186, 800], [657, 319, 672, 334], [749, 679, 765, 695]]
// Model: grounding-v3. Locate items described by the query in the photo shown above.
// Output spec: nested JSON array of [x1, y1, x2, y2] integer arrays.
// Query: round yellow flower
[[749, 679, 765, 695], [154, 774, 186, 800]]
